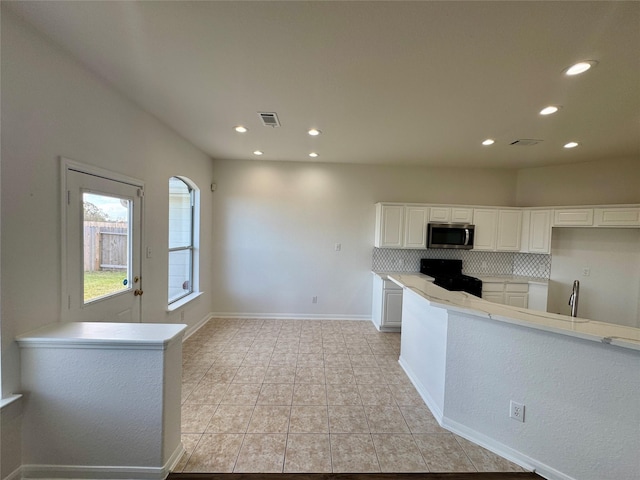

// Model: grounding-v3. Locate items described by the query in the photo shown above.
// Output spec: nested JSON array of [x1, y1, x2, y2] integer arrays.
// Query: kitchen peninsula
[[389, 274, 640, 480]]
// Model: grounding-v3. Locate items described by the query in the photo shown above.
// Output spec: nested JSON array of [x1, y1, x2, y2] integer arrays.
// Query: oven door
[[427, 223, 474, 249]]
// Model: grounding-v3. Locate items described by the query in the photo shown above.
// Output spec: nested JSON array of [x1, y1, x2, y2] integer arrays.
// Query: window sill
[[167, 291, 203, 312], [0, 394, 23, 410]]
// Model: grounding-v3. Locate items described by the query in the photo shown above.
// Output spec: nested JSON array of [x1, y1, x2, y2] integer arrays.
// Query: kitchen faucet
[[568, 280, 580, 317]]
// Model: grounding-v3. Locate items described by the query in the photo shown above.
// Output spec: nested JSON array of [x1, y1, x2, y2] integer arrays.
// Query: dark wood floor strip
[[168, 473, 542, 480]]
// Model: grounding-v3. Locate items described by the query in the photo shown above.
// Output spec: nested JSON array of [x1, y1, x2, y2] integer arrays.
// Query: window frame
[[167, 176, 201, 309]]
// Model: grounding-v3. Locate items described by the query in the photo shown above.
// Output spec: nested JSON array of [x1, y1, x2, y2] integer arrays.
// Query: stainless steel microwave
[[427, 223, 475, 249]]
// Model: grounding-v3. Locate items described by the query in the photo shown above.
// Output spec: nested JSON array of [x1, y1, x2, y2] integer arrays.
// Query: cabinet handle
[[134, 289, 144, 296]]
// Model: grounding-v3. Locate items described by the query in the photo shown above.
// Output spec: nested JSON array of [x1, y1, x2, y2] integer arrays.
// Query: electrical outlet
[[510, 400, 525, 422], [334, 243, 341, 251], [481, 261, 488, 271], [582, 267, 590, 276], [538, 265, 546, 276], [312, 296, 318, 304]]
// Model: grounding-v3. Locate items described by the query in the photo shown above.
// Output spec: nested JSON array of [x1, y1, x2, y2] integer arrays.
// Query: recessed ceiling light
[[234, 125, 248, 133], [540, 106, 561, 115], [308, 128, 321, 136], [565, 60, 598, 76], [563, 142, 579, 149], [309, 152, 319, 158], [253, 150, 263, 156], [482, 139, 495, 146]]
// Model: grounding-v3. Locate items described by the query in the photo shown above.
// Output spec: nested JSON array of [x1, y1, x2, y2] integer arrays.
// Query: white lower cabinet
[[482, 281, 528, 309], [372, 275, 403, 331]]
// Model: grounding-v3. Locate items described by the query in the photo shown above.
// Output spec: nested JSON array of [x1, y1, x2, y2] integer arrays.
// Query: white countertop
[[387, 273, 640, 351], [16, 322, 187, 350]]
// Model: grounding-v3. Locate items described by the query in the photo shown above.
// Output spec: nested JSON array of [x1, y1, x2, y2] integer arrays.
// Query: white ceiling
[[5, 1, 640, 168]]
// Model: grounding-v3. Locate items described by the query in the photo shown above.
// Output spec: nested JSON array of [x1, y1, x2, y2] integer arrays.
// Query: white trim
[[209, 312, 371, 321], [442, 417, 538, 476], [0, 394, 22, 410], [401, 348, 572, 480], [166, 291, 203, 312], [3, 466, 22, 480], [398, 356, 444, 421], [182, 312, 213, 341], [20, 443, 184, 480], [60, 157, 145, 323]]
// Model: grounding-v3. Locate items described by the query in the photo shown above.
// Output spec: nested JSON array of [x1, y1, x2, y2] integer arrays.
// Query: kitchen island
[[389, 274, 640, 480]]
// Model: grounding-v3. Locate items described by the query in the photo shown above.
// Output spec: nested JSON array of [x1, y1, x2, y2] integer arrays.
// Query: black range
[[419, 258, 482, 297]]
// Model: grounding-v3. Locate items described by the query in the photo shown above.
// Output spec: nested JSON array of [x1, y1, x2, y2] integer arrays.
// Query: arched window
[[168, 176, 199, 305]]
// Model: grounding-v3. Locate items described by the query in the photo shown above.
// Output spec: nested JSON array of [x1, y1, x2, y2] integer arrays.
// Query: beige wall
[[210, 159, 517, 317], [515, 157, 640, 207]]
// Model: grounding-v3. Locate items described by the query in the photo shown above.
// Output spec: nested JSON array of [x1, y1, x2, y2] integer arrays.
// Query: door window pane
[[83, 192, 131, 303]]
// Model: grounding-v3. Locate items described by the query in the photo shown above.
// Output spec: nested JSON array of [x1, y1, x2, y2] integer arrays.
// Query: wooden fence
[[84, 222, 128, 272]]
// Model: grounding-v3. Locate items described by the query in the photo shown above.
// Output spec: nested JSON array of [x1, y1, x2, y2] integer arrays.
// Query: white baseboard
[[398, 356, 444, 421], [208, 312, 371, 322], [400, 355, 573, 480], [21, 444, 184, 480], [182, 312, 213, 341], [3, 466, 22, 480]]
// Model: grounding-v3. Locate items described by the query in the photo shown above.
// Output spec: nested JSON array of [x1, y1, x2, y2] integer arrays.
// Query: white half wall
[[210, 159, 517, 317], [548, 228, 640, 327]]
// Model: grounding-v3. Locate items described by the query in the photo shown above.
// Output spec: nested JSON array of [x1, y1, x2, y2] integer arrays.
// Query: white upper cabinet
[[553, 208, 594, 226], [429, 206, 473, 223], [474, 209, 522, 252], [594, 207, 640, 227], [375, 203, 405, 248], [376, 203, 639, 250], [429, 207, 450, 222], [521, 209, 552, 254], [496, 210, 522, 251], [472, 209, 498, 250], [404, 205, 430, 248], [375, 203, 429, 249], [451, 207, 474, 223]]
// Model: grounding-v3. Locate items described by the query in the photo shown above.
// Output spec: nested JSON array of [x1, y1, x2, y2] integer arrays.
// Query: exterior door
[[63, 161, 143, 322]]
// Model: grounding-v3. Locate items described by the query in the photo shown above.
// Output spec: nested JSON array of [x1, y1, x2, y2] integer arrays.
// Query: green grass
[[84, 270, 128, 302]]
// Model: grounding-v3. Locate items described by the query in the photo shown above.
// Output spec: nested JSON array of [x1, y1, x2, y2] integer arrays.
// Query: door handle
[[134, 289, 144, 296]]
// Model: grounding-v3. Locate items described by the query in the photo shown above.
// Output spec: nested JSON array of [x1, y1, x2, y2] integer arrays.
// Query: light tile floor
[[176, 318, 525, 473]]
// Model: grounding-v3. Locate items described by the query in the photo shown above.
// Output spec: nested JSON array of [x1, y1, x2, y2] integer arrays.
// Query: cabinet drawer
[[482, 283, 504, 292], [505, 283, 528, 293]]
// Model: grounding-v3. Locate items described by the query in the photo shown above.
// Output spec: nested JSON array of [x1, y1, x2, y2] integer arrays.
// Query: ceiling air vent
[[258, 112, 281, 128], [510, 139, 543, 146]]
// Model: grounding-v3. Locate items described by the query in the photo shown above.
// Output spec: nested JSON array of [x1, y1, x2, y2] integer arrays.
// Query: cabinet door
[[496, 210, 522, 251], [382, 290, 403, 327], [375, 204, 404, 248], [529, 210, 552, 253], [505, 293, 528, 308], [482, 292, 504, 304], [451, 207, 473, 223], [404, 206, 430, 248], [594, 207, 640, 227], [429, 207, 450, 222], [553, 208, 593, 226], [473, 209, 498, 250]]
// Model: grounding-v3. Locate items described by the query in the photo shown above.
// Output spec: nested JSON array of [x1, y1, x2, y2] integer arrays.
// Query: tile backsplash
[[372, 248, 550, 278]]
